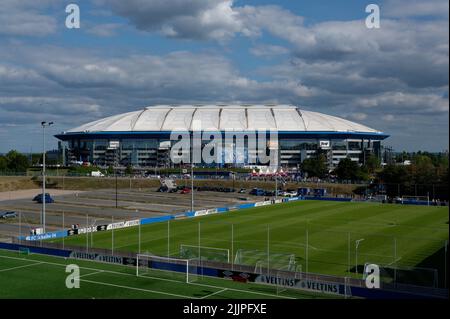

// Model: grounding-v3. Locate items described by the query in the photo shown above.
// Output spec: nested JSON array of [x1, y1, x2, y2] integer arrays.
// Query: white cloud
[[95, 0, 242, 40], [0, 1, 57, 37], [384, 0, 449, 18], [86, 23, 123, 37], [0, 1, 448, 151], [382, 114, 395, 122], [250, 44, 289, 57], [354, 91, 449, 114], [347, 113, 368, 121]]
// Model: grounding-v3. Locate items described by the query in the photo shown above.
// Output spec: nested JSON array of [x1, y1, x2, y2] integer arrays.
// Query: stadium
[[55, 105, 389, 168]]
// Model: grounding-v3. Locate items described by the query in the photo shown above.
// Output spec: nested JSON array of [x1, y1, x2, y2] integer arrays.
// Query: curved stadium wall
[[55, 105, 389, 169]]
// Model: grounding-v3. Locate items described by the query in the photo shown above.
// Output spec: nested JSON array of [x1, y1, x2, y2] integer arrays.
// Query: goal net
[[363, 262, 438, 288], [275, 265, 303, 295], [401, 195, 429, 205], [136, 254, 200, 283], [234, 249, 296, 272], [179, 244, 230, 263]]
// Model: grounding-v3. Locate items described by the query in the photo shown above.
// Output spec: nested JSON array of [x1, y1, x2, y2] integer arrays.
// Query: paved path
[[0, 189, 84, 202]]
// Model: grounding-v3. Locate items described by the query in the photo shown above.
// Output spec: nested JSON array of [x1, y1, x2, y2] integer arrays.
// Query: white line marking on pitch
[[0, 254, 295, 299], [79, 270, 105, 278], [201, 288, 228, 299], [80, 279, 194, 299], [0, 261, 44, 273]]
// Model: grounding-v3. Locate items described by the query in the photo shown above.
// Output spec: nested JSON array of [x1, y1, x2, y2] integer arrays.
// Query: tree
[[107, 166, 114, 175], [364, 154, 381, 175], [376, 152, 449, 200], [5, 150, 29, 172], [301, 154, 328, 178], [0, 156, 7, 171], [334, 157, 363, 182], [376, 164, 411, 198], [411, 155, 437, 186], [125, 165, 133, 175]]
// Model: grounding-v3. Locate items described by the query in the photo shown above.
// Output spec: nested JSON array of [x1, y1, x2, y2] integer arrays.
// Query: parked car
[[238, 188, 246, 193], [264, 190, 275, 197], [250, 188, 265, 196], [180, 188, 191, 194], [0, 211, 17, 219], [91, 171, 105, 177], [282, 191, 297, 197]]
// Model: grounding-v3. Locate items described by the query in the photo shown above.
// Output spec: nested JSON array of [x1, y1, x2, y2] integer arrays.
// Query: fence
[[5, 238, 447, 299]]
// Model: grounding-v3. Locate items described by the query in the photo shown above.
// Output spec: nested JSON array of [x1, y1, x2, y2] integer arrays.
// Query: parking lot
[[0, 187, 261, 238]]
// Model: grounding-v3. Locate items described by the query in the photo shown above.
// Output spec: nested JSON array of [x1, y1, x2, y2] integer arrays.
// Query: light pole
[[274, 173, 278, 200], [355, 238, 365, 274], [191, 161, 194, 213], [90, 217, 98, 248], [115, 170, 118, 208], [190, 136, 194, 213], [41, 121, 53, 233]]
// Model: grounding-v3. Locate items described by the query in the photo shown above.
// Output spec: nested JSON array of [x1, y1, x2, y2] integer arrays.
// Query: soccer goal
[[401, 195, 429, 205], [234, 249, 296, 271], [18, 247, 31, 255], [136, 254, 200, 283], [276, 265, 298, 295], [179, 244, 230, 263], [363, 262, 438, 288]]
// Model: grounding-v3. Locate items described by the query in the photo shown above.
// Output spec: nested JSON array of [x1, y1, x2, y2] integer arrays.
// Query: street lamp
[[355, 238, 365, 274], [41, 121, 53, 233]]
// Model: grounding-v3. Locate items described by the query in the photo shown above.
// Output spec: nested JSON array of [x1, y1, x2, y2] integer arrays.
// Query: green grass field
[[0, 249, 333, 299], [49, 200, 448, 287]]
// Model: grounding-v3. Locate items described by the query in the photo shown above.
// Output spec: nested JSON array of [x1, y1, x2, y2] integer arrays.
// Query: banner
[[106, 219, 140, 230], [69, 251, 138, 266], [254, 201, 272, 207], [70, 251, 123, 264], [254, 274, 340, 295], [25, 231, 64, 241], [77, 226, 98, 235], [194, 209, 208, 217], [97, 224, 108, 231], [218, 269, 256, 283], [194, 208, 218, 217]]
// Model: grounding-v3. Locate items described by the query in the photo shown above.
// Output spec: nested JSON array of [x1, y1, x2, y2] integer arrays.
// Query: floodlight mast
[[190, 131, 195, 214], [355, 238, 365, 274], [41, 121, 53, 233]]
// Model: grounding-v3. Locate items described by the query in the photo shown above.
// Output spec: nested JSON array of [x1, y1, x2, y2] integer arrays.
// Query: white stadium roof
[[67, 105, 382, 134]]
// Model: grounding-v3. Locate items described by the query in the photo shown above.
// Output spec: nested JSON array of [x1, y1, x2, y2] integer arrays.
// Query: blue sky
[[0, 0, 448, 153]]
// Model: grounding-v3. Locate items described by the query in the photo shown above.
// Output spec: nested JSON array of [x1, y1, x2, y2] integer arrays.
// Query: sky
[[0, 0, 448, 153]]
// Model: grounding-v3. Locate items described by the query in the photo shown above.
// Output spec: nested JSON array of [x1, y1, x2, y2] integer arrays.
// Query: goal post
[[136, 254, 200, 283], [234, 249, 296, 271], [180, 244, 230, 263], [276, 265, 296, 295], [401, 195, 430, 205]]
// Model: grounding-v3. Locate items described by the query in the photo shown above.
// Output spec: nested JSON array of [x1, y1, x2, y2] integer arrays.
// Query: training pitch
[[0, 249, 331, 299], [49, 200, 448, 286]]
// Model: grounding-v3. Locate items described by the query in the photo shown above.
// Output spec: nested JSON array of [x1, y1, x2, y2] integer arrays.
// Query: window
[[348, 141, 362, 151], [332, 140, 347, 151], [280, 139, 318, 150]]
